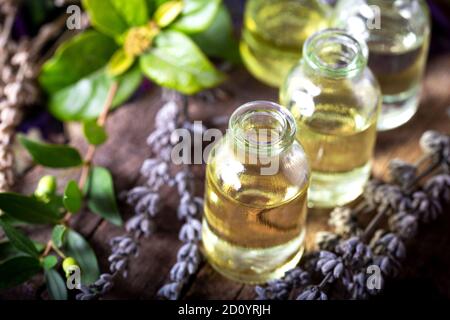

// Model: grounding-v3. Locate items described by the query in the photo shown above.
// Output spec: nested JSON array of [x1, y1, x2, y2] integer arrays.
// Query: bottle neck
[[228, 101, 296, 157], [302, 28, 368, 79]]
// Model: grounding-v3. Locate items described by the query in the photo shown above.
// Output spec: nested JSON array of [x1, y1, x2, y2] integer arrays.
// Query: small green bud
[[35, 175, 57, 200], [62, 257, 78, 277]]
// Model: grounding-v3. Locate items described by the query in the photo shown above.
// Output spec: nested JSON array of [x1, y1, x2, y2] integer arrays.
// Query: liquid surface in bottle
[[296, 104, 377, 173], [293, 104, 377, 207], [368, 38, 429, 97], [202, 139, 309, 283], [240, 0, 329, 87], [333, 0, 430, 130]]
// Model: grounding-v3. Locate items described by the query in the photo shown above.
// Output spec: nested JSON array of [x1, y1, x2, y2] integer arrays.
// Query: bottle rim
[[303, 28, 369, 78], [229, 100, 297, 154]]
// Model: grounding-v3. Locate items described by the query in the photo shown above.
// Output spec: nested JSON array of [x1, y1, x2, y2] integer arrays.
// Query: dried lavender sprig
[[257, 131, 450, 300], [76, 91, 185, 300], [158, 170, 203, 300], [255, 267, 310, 300]]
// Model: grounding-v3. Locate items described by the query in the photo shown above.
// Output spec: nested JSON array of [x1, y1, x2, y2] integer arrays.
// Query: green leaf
[[52, 225, 67, 248], [64, 229, 99, 285], [85, 167, 123, 226], [83, 120, 108, 146], [0, 219, 39, 258], [45, 269, 68, 300], [145, 0, 156, 16], [82, 0, 148, 38], [42, 255, 58, 270], [171, 0, 221, 34], [0, 193, 61, 224], [19, 134, 83, 168], [0, 241, 26, 263], [63, 181, 83, 214], [48, 66, 142, 121], [40, 31, 118, 94], [47, 194, 65, 216], [191, 4, 240, 64], [154, 0, 183, 28], [140, 30, 225, 94], [34, 242, 46, 253], [40, 30, 142, 121], [155, 0, 171, 6], [0, 256, 41, 289], [106, 48, 135, 77]]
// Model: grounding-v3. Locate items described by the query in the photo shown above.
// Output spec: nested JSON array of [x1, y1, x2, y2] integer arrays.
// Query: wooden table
[[3, 53, 450, 300]]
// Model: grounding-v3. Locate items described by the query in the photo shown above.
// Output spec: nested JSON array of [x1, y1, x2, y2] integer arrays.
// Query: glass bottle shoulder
[[280, 61, 381, 127], [333, 0, 430, 53], [205, 137, 310, 208]]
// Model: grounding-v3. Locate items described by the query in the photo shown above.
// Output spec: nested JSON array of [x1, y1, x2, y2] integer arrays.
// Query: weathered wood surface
[[5, 53, 450, 300]]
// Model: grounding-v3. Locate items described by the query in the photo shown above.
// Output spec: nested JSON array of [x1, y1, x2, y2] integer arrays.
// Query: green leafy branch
[[39, 0, 238, 121], [0, 83, 121, 299], [0, 0, 238, 299]]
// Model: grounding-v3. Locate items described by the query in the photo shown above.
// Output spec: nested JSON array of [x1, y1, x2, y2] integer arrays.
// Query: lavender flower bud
[[425, 174, 450, 203], [371, 233, 405, 277], [411, 191, 443, 223], [389, 159, 417, 187], [315, 231, 341, 252], [316, 251, 345, 280], [297, 286, 328, 300], [388, 212, 418, 240], [254, 267, 310, 300], [255, 280, 290, 300], [337, 237, 372, 268], [158, 282, 183, 300], [420, 131, 449, 155], [179, 218, 202, 242], [364, 182, 411, 213]]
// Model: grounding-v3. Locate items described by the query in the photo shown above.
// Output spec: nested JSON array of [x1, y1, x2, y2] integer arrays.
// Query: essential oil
[[280, 29, 381, 208], [333, 0, 430, 131], [240, 0, 330, 88], [293, 104, 377, 207], [202, 101, 310, 283]]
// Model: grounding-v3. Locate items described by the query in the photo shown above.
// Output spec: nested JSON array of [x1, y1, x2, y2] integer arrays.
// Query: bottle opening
[[229, 101, 296, 154], [303, 28, 368, 78]]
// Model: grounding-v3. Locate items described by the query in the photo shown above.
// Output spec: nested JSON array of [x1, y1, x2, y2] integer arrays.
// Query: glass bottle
[[333, 0, 430, 131], [240, 0, 331, 88], [202, 101, 310, 283], [280, 29, 381, 208]]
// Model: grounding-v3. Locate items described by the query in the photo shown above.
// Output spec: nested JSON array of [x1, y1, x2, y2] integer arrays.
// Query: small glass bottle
[[202, 101, 310, 283], [240, 0, 331, 88], [280, 29, 381, 208], [333, 0, 430, 131]]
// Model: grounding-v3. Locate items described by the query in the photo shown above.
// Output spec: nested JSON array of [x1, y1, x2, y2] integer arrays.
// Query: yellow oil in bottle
[[240, 0, 329, 87], [280, 29, 381, 208], [202, 102, 309, 284], [332, 0, 430, 130], [292, 104, 377, 207], [369, 42, 429, 97]]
